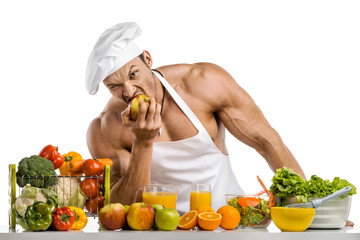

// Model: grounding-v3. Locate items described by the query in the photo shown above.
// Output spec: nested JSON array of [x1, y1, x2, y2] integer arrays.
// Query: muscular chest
[[154, 96, 217, 143]]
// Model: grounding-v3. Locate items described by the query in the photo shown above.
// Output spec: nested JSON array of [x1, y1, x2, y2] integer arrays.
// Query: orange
[[196, 205, 215, 214], [198, 212, 222, 230], [216, 205, 241, 230], [178, 210, 198, 230]]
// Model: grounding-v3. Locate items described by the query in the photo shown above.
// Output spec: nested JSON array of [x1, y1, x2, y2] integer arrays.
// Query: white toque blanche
[[85, 22, 142, 95]]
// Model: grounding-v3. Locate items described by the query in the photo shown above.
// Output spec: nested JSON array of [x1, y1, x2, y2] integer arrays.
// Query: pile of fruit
[[99, 203, 241, 231], [178, 205, 240, 231]]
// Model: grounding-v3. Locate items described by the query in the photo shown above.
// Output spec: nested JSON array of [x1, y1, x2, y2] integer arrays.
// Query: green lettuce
[[270, 167, 357, 206], [331, 177, 357, 196], [270, 167, 308, 205], [307, 175, 333, 198]]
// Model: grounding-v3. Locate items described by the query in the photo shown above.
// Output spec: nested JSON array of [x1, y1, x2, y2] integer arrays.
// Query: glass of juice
[[190, 183, 211, 211], [137, 184, 182, 209]]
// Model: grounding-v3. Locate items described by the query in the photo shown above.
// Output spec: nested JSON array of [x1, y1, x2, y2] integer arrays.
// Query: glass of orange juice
[[190, 183, 211, 211], [136, 184, 182, 209]]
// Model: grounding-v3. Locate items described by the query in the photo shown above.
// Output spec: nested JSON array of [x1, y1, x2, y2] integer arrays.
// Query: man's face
[[103, 54, 155, 105]]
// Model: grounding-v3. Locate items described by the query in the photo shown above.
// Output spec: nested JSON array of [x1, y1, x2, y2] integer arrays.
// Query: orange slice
[[198, 212, 222, 230], [216, 205, 241, 230], [196, 205, 215, 214], [178, 210, 198, 230]]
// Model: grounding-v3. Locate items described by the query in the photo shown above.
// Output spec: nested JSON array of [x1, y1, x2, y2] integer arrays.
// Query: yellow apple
[[126, 202, 155, 230], [130, 94, 151, 121]]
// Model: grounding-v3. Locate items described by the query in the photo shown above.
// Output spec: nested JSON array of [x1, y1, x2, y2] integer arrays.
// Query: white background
[[1, 0, 359, 227]]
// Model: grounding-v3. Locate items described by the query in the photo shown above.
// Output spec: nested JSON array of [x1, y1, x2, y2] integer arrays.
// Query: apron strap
[[152, 70, 207, 133]]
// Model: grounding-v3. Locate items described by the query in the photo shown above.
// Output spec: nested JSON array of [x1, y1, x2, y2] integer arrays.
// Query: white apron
[[151, 71, 244, 214]]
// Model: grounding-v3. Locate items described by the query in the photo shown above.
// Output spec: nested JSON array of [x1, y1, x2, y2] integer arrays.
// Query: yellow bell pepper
[[69, 206, 88, 230], [63, 151, 82, 160], [59, 151, 84, 176]]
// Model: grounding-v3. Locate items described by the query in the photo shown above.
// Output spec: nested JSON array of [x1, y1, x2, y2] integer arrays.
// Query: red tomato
[[86, 195, 105, 213], [82, 159, 104, 176], [80, 178, 100, 198]]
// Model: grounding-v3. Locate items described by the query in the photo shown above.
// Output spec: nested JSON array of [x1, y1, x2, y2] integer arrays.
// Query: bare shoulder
[[86, 97, 132, 158], [158, 63, 241, 111]]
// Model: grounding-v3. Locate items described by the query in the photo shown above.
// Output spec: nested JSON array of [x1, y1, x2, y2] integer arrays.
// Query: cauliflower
[[14, 184, 60, 229], [51, 177, 87, 208]]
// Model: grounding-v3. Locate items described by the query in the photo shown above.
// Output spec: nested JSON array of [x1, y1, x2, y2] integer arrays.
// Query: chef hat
[[85, 22, 142, 94]]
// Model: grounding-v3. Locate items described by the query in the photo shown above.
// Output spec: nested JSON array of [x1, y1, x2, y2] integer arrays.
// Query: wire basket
[[8, 164, 110, 229]]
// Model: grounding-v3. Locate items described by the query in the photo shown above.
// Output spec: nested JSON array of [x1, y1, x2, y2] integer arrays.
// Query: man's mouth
[[127, 93, 144, 105]]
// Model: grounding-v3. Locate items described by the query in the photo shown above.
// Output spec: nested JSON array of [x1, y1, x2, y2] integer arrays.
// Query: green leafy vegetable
[[331, 177, 356, 196], [270, 167, 357, 206], [16, 155, 57, 188], [270, 167, 308, 205]]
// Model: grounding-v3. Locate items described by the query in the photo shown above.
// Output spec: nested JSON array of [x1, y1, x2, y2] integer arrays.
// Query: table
[[1, 222, 359, 240]]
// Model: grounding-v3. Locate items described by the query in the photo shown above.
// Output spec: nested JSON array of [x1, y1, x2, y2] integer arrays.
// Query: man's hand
[[121, 97, 162, 142]]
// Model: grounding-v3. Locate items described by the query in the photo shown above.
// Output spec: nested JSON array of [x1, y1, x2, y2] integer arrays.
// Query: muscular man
[[85, 22, 306, 213]]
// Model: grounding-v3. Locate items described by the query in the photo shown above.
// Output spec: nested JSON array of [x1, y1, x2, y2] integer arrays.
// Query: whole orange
[[196, 205, 215, 214], [216, 205, 241, 230]]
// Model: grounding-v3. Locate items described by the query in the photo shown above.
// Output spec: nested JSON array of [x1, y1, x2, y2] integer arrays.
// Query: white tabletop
[[1, 222, 359, 240]]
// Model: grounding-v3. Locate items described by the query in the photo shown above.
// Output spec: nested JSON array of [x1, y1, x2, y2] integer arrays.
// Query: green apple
[[155, 208, 180, 231], [151, 204, 165, 228], [124, 205, 130, 213], [130, 94, 150, 121], [126, 202, 154, 230], [151, 204, 165, 212]]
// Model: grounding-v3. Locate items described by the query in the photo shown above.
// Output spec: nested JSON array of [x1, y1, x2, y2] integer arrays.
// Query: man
[[85, 22, 306, 213]]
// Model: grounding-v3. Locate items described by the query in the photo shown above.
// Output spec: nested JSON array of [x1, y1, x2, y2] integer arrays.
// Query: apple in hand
[[126, 202, 155, 230], [130, 94, 151, 121], [155, 208, 180, 231], [98, 203, 126, 230]]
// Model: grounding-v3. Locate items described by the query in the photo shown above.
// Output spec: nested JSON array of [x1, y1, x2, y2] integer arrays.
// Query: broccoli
[[16, 155, 57, 188]]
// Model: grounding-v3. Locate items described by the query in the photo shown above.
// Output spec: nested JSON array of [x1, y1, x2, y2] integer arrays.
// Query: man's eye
[[110, 85, 119, 89], [130, 71, 137, 79]]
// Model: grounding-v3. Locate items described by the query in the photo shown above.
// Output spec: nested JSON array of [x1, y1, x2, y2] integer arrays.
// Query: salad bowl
[[225, 193, 272, 229]]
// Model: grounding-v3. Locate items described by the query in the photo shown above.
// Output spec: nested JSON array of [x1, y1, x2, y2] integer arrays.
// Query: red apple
[[98, 203, 126, 230], [126, 202, 154, 230], [130, 94, 150, 120]]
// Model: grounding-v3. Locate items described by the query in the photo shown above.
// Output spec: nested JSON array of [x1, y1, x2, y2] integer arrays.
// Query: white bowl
[[282, 195, 352, 229], [308, 195, 351, 229]]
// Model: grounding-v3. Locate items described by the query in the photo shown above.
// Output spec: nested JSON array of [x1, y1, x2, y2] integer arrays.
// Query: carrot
[[97, 158, 113, 168]]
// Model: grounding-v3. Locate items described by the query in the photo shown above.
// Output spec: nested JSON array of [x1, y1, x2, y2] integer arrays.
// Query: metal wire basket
[[8, 164, 110, 229]]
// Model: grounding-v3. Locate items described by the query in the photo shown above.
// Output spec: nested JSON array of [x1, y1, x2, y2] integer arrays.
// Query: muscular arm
[[192, 64, 306, 179], [86, 98, 161, 204], [87, 116, 151, 204]]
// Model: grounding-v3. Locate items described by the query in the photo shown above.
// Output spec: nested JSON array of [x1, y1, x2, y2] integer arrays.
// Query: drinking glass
[[135, 184, 181, 209], [190, 183, 211, 211]]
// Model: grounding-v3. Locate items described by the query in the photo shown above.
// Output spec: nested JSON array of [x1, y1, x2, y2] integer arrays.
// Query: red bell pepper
[[39, 144, 65, 170], [52, 207, 76, 231]]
